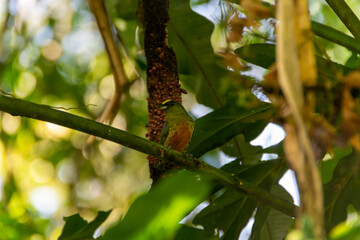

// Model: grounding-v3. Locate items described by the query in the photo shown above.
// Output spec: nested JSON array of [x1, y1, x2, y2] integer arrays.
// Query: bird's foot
[[183, 152, 194, 159], [182, 152, 200, 167]]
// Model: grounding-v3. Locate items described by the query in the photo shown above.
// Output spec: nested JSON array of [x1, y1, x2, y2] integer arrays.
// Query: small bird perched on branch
[[160, 100, 194, 152]]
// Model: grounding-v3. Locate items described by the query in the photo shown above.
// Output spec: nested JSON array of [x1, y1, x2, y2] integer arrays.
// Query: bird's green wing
[[160, 120, 170, 145]]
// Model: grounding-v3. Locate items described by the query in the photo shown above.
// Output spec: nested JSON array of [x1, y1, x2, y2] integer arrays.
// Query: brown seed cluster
[[145, 48, 186, 166], [146, 78, 183, 143], [142, 0, 184, 180]]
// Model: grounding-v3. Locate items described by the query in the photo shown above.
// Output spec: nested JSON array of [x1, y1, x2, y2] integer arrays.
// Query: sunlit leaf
[[330, 217, 360, 240], [102, 171, 211, 240], [321, 146, 352, 184]]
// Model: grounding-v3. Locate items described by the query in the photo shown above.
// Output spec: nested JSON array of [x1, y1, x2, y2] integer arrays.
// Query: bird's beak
[[159, 104, 167, 110]]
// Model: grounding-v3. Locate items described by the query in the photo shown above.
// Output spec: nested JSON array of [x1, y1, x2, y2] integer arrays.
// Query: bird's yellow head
[[160, 100, 191, 120], [160, 99, 178, 110]]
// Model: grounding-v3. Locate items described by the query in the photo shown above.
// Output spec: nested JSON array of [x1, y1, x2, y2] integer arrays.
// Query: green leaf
[[345, 52, 360, 69], [220, 135, 263, 163], [102, 171, 211, 240], [321, 146, 352, 184], [324, 150, 360, 231], [175, 225, 219, 240], [58, 211, 111, 240], [250, 185, 294, 240], [168, 0, 227, 108], [235, 43, 356, 76], [262, 141, 284, 155], [235, 44, 276, 69], [187, 102, 274, 158], [194, 160, 286, 239]]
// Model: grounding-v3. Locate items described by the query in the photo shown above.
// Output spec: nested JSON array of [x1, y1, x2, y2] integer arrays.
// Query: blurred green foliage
[[0, 0, 360, 239], [0, 0, 150, 239]]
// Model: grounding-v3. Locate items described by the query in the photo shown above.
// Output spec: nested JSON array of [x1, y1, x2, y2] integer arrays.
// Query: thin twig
[[87, 0, 129, 144], [87, 0, 127, 123]]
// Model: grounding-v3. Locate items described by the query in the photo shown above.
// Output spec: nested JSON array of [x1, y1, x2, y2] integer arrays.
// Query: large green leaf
[[250, 185, 294, 240], [168, 0, 228, 108], [193, 159, 286, 239], [324, 150, 360, 231], [102, 170, 211, 240], [58, 211, 111, 240], [187, 101, 274, 158]]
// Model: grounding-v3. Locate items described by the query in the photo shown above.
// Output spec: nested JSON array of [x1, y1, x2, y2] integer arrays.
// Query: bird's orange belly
[[165, 122, 193, 152]]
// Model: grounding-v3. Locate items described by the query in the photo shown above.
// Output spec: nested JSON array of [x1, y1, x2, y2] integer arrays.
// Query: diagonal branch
[[325, 0, 360, 39], [311, 21, 360, 54], [0, 94, 297, 217], [88, 0, 128, 126]]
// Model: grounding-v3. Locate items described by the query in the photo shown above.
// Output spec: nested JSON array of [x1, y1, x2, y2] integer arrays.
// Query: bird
[[160, 100, 195, 152]]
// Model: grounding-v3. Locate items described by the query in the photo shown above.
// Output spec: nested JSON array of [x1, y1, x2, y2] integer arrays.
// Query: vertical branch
[[276, 0, 324, 238], [141, 0, 184, 182], [295, 0, 317, 87], [295, 4, 324, 237]]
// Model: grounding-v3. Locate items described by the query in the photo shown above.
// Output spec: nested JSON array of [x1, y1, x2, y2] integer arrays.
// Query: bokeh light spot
[[19, 45, 40, 68], [99, 140, 122, 159], [41, 39, 62, 61], [15, 72, 37, 98], [33, 25, 53, 46], [2, 113, 21, 135], [45, 122, 71, 139], [99, 74, 115, 100], [30, 158, 55, 183], [76, 179, 102, 201], [129, 79, 146, 99], [30, 186, 60, 218], [57, 159, 77, 184], [29, 233, 45, 240], [0, 140, 5, 176]]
